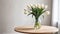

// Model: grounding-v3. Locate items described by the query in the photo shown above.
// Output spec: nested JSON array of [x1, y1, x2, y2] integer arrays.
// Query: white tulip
[[24, 9, 27, 11], [32, 4, 35, 8], [45, 11, 50, 15], [27, 5, 31, 9], [30, 4, 33, 6], [28, 11, 32, 13], [41, 4, 45, 8], [24, 9, 29, 14], [45, 5, 48, 9], [39, 4, 41, 8], [27, 12, 30, 14], [24, 11, 27, 14], [27, 5, 32, 11], [30, 11, 32, 12], [30, 4, 35, 8], [35, 4, 38, 7], [42, 5, 48, 11], [37, 4, 39, 7], [33, 4, 38, 7]]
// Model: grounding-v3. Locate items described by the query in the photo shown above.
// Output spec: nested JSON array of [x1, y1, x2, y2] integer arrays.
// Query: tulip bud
[[32, 4, 35, 8], [33, 4, 36, 8], [45, 11, 50, 15], [27, 5, 31, 9], [28, 11, 32, 13], [24, 9, 27, 11], [37, 4, 41, 8], [35, 4, 38, 7], [45, 5, 48, 9], [24, 9, 28, 14], [24, 11, 27, 14], [30, 4, 33, 7], [39, 4, 41, 8], [41, 4, 45, 9]]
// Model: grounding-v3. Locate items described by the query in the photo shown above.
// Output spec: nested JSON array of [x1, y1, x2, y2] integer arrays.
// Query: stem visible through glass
[[34, 17, 41, 29]]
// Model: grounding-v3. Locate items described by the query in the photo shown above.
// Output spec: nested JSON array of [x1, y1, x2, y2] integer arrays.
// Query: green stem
[[35, 17, 38, 26], [35, 18, 38, 24]]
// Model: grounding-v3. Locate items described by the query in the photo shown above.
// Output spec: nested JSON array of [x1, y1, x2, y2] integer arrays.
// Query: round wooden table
[[14, 25, 59, 34]]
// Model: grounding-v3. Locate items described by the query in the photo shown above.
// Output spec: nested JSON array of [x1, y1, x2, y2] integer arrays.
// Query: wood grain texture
[[25, 33, 53, 34], [14, 25, 59, 34]]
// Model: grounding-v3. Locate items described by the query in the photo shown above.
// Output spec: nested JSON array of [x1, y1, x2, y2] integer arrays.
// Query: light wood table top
[[14, 25, 59, 34]]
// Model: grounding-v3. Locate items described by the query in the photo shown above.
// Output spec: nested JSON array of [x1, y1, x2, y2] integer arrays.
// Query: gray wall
[[0, 0, 52, 34]]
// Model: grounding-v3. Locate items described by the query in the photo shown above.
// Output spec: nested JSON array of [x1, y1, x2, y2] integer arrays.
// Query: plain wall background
[[0, 0, 52, 34]]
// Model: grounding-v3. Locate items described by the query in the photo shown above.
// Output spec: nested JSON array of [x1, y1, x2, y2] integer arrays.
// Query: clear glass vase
[[34, 18, 41, 29]]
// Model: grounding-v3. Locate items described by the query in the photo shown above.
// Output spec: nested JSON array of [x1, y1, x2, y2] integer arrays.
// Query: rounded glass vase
[[34, 19, 41, 29]]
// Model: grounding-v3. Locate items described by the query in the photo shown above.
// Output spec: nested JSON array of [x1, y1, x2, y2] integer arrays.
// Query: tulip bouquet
[[24, 4, 50, 29]]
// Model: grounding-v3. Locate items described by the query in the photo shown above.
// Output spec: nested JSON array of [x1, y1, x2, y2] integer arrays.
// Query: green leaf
[[27, 5, 45, 19], [27, 13, 31, 16]]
